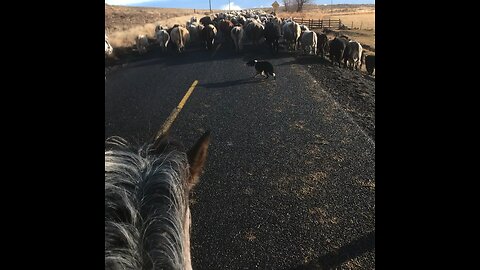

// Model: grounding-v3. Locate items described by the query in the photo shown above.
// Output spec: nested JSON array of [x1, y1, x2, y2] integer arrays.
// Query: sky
[[105, 0, 375, 10]]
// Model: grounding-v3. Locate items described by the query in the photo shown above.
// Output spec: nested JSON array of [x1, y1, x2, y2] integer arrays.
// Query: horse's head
[[105, 129, 211, 270], [150, 130, 211, 192], [150, 130, 210, 270]]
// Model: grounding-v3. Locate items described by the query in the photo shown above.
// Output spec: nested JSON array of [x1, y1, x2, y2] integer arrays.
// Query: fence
[[292, 18, 342, 29]]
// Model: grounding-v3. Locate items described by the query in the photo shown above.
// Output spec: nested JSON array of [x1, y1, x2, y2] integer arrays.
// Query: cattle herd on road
[[105, 9, 375, 75]]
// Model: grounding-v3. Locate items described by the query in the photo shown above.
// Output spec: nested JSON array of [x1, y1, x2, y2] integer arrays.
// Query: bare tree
[[282, 0, 292, 12], [295, 0, 312, 12]]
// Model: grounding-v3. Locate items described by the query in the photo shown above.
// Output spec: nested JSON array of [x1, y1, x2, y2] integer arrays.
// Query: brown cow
[[218, 19, 234, 43], [170, 26, 190, 53]]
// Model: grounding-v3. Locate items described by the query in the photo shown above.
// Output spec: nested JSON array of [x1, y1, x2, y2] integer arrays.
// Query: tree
[[295, 0, 312, 12], [282, 0, 292, 12]]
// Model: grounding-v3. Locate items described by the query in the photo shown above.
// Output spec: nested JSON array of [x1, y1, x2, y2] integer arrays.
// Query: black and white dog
[[246, 60, 276, 80]]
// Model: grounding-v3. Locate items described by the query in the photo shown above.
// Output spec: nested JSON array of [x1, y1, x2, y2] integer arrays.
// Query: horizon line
[[105, 3, 375, 9]]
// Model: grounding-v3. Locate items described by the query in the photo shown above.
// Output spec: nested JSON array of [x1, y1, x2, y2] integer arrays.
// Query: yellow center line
[[155, 80, 199, 140], [178, 80, 198, 109]]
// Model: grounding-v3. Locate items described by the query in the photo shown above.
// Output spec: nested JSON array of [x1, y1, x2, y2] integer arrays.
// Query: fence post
[[360, 22, 363, 30], [351, 21, 353, 29], [329, 19, 331, 28]]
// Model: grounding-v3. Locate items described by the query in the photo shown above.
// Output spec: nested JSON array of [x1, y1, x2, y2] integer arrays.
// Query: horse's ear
[[187, 131, 211, 189]]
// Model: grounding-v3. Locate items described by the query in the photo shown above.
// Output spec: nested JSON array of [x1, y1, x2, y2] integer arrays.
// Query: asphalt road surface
[[105, 42, 375, 270]]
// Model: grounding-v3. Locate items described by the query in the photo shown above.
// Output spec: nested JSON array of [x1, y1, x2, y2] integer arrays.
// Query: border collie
[[246, 60, 276, 80]]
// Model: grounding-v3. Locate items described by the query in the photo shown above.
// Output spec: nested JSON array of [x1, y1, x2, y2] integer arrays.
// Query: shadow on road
[[288, 230, 375, 270], [277, 55, 331, 67], [198, 77, 268, 89], [106, 42, 297, 70]]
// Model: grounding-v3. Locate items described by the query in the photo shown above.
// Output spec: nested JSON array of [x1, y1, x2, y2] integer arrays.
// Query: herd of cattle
[[105, 9, 375, 75]]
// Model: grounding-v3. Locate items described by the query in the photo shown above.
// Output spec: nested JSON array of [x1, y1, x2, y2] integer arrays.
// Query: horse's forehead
[[164, 139, 185, 151], [149, 138, 186, 156]]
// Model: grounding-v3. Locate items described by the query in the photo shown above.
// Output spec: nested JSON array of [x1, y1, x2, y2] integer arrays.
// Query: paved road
[[105, 43, 375, 270]]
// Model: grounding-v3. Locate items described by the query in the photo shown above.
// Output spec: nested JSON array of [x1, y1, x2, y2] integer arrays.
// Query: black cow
[[200, 16, 213, 26], [201, 24, 217, 50], [316, 32, 329, 59], [218, 19, 234, 43], [365, 54, 375, 75], [264, 21, 281, 54], [244, 21, 265, 47], [329, 37, 348, 67]]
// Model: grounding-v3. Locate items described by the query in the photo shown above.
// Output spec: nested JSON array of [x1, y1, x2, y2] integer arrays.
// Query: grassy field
[[105, 4, 375, 52], [327, 13, 375, 30], [277, 4, 375, 30]]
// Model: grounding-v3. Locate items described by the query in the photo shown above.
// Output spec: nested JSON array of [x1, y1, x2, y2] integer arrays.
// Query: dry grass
[[106, 4, 212, 31], [108, 23, 157, 47], [277, 4, 374, 30], [327, 13, 375, 30], [106, 4, 210, 47]]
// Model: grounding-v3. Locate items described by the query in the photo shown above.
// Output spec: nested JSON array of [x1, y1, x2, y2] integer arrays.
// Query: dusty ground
[[297, 56, 375, 141]]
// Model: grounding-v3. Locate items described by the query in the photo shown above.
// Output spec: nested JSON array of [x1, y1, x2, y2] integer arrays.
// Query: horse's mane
[[105, 136, 190, 270]]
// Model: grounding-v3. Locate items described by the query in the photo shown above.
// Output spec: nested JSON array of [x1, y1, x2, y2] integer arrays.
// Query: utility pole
[[209, 0, 212, 12], [229, 0, 231, 11], [331, 0, 333, 15]]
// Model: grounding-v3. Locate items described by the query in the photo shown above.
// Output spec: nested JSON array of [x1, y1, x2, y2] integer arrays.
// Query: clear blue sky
[[105, 0, 374, 10]]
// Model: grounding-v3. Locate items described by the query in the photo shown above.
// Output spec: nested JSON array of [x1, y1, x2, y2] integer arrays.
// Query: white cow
[[135, 35, 149, 54], [299, 24, 310, 32], [230, 26, 244, 53], [300, 30, 317, 55], [282, 21, 301, 51], [155, 25, 168, 33], [156, 30, 170, 52], [105, 34, 113, 56]]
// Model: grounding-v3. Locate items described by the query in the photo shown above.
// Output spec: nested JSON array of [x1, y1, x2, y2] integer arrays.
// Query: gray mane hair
[[105, 136, 190, 270]]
